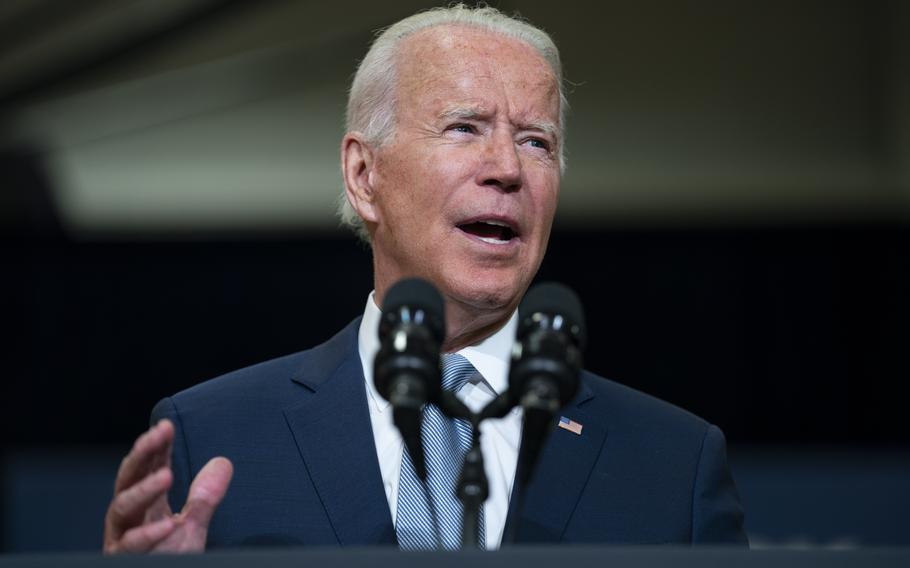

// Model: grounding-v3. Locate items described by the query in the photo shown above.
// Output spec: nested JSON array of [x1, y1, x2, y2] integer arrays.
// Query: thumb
[[181, 457, 233, 529]]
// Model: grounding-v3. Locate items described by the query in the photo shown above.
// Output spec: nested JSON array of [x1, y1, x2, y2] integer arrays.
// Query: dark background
[[2, 0, 909, 553], [3, 226, 909, 449]]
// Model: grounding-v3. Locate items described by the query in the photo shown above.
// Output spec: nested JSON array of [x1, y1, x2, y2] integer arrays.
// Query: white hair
[[338, 3, 569, 243]]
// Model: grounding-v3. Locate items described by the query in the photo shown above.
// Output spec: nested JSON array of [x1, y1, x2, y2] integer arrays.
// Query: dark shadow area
[[2, 225, 909, 448], [0, 147, 63, 239]]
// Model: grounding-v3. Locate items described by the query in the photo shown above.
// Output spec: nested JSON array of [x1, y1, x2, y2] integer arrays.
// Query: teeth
[[482, 220, 510, 228], [478, 236, 509, 245]]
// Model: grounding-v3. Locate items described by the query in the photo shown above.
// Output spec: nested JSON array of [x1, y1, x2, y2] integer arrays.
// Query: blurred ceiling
[[1, 0, 908, 236]]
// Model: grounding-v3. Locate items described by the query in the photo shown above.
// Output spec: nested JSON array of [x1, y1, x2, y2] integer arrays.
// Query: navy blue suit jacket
[[152, 318, 747, 547]]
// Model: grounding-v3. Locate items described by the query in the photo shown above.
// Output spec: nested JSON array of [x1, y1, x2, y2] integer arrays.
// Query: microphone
[[373, 277, 446, 481], [509, 282, 586, 486]]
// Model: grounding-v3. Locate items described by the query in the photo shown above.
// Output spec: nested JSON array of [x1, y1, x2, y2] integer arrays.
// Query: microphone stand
[[436, 392, 499, 550], [438, 381, 565, 549], [456, 421, 487, 549]]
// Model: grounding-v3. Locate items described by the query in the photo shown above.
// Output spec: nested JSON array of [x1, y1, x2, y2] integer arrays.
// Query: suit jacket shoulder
[[159, 318, 358, 413], [514, 369, 747, 545]]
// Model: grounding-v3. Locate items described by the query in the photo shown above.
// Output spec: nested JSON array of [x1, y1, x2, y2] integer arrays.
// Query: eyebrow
[[438, 105, 560, 143], [521, 121, 560, 143], [438, 105, 490, 121]]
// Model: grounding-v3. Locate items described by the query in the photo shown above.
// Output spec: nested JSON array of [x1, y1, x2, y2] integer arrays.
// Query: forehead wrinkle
[[394, 25, 561, 136]]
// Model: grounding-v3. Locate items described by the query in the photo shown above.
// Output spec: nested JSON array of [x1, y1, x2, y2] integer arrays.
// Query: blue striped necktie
[[395, 353, 486, 550]]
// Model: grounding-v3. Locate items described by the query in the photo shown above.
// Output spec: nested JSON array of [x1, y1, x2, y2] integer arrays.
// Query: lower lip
[[456, 227, 521, 252]]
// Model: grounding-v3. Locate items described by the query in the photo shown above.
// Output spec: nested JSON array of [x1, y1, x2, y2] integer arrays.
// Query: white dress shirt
[[358, 292, 522, 550]]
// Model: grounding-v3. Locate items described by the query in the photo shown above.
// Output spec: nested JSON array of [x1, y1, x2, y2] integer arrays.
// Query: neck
[[440, 298, 514, 353], [373, 271, 517, 353]]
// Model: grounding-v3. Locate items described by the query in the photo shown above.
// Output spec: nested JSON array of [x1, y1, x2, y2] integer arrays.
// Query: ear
[[341, 132, 379, 224]]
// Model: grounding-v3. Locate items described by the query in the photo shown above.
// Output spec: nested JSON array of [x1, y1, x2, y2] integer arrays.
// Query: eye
[[524, 137, 551, 152], [447, 123, 477, 134]]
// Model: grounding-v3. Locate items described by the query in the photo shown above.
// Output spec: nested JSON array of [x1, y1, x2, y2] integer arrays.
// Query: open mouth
[[457, 220, 518, 245]]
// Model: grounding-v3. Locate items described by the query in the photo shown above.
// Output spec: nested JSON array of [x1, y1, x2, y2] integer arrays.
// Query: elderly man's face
[[368, 25, 561, 318]]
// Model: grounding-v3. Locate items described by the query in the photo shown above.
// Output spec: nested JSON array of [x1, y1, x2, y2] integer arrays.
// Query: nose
[[478, 129, 522, 192]]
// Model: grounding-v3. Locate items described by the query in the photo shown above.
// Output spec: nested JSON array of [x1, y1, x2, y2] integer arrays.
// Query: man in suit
[[103, 5, 747, 553]]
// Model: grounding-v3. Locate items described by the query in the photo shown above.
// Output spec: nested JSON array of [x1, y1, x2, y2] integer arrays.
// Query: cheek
[[387, 146, 476, 213], [411, 143, 479, 199], [528, 175, 560, 228]]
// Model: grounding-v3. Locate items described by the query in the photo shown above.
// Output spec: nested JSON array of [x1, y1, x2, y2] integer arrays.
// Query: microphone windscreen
[[381, 277, 446, 341], [518, 282, 586, 350]]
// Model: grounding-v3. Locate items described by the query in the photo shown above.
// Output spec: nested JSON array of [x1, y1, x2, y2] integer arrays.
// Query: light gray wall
[[4, 0, 907, 235]]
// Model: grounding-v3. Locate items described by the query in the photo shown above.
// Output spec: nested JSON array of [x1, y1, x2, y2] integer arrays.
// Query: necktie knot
[[440, 353, 476, 392]]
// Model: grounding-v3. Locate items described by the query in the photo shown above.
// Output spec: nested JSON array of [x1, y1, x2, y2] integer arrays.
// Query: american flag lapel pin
[[558, 416, 583, 435]]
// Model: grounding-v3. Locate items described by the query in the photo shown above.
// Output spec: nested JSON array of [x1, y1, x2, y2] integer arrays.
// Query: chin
[[443, 270, 526, 313]]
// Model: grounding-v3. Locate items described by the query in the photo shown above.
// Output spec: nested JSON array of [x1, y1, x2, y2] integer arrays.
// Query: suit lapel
[[506, 377, 607, 543], [283, 320, 396, 546]]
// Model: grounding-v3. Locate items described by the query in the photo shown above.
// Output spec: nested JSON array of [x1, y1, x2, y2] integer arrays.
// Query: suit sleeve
[[151, 397, 192, 515], [691, 424, 749, 545]]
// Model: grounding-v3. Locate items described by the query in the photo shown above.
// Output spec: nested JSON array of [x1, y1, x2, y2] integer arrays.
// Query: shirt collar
[[359, 291, 517, 413]]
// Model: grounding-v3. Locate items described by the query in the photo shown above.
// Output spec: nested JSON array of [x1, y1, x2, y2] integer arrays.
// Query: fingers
[[105, 420, 177, 553], [104, 516, 176, 554], [105, 424, 231, 554], [107, 467, 173, 530], [181, 457, 234, 529], [115, 420, 175, 494]]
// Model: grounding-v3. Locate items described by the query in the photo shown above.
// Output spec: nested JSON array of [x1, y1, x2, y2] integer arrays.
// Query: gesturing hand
[[103, 419, 233, 553]]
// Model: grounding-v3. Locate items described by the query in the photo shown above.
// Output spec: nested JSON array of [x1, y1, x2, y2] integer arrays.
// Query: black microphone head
[[375, 277, 446, 482], [510, 282, 586, 487], [380, 277, 446, 344], [518, 282, 586, 351], [375, 277, 446, 407]]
